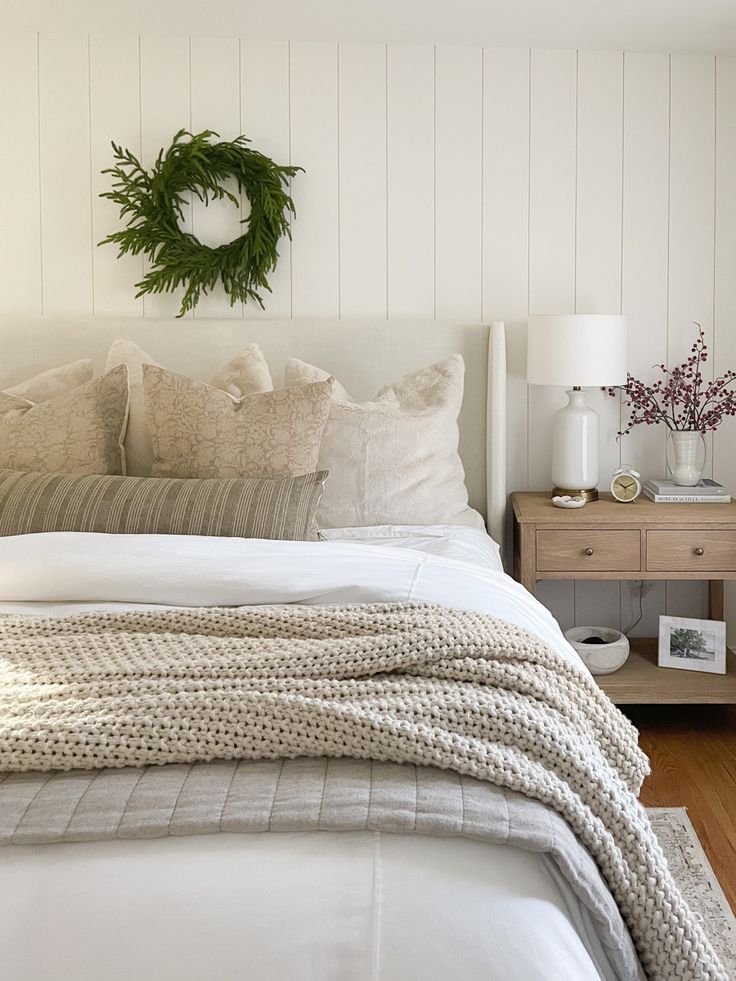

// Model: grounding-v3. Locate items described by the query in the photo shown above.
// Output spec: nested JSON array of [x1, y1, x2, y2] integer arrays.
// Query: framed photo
[[658, 615, 727, 675]]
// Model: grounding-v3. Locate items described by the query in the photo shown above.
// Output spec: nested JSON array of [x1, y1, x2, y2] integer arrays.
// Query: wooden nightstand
[[511, 491, 736, 704]]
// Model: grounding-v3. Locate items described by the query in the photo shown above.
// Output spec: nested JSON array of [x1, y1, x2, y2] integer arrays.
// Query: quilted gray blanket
[[0, 603, 727, 981]]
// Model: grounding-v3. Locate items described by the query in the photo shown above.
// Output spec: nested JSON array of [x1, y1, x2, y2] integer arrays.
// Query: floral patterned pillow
[[144, 365, 333, 480], [106, 339, 274, 476], [0, 365, 129, 475]]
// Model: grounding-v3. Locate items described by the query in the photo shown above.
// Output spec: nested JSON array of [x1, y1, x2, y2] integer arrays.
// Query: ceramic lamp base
[[550, 388, 600, 497], [552, 486, 599, 503]]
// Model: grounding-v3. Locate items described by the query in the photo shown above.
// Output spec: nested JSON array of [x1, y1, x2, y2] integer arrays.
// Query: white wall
[[1, 34, 735, 635]]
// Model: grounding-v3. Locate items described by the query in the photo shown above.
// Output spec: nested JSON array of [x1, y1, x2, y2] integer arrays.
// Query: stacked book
[[643, 478, 731, 504]]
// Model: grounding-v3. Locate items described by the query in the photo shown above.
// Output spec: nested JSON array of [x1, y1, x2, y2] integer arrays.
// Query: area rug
[[648, 807, 736, 977]]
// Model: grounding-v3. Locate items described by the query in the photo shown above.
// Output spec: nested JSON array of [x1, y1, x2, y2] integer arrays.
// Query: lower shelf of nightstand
[[596, 638, 736, 704]]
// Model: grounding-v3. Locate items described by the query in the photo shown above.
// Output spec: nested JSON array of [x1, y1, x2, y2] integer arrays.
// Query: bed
[[0, 318, 725, 981]]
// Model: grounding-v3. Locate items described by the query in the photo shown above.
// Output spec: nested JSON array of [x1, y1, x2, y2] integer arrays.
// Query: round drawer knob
[[584, 547, 594, 556], [694, 546, 705, 556]]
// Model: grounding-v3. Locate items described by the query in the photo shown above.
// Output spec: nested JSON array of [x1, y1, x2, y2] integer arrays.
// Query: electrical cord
[[624, 580, 645, 635]]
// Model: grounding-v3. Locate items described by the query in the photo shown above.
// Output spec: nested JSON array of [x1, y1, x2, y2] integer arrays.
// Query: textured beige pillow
[[0, 468, 327, 542], [0, 365, 129, 476], [4, 359, 93, 402], [105, 339, 274, 476], [285, 356, 482, 528], [144, 365, 333, 480]]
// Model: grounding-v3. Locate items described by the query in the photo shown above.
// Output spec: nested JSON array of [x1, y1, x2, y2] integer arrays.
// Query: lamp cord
[[624, 580, 645, 635]]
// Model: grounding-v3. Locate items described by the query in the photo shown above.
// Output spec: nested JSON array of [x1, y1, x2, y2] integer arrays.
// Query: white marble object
[[552, 495, 586, 509], [564, 626, 630, 675]]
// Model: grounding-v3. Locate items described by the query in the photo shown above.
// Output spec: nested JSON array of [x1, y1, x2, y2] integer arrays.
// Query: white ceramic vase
[[668, 430, 706, 487]]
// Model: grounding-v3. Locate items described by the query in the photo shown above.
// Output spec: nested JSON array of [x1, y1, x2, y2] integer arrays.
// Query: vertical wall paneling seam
[[188, 36, 192, 130], [525, 48, 532, 491], [188, 37, 193, 318], [138, 34, 144, 318], [663, 52, 672, 480], [186, 36, 193, 318], [712, 56, 718, 477], [666, 54, 672, 366], [288, 39, 293, 319], [479, 48, 485, 323], [238, 37, 243, 235], [572, 52, 579, 295], [336, 44, 341, 318], [36, 33, 44, 314], [433, 44, 437, 321], [238, 41, 243, 159], [664, 53, 671, 615], [237, 38, 244, 317], [619, 52, 626, 463], [384, 43, 389, 319], [619, 50, 626, 628], [573, 48, 579, 626], [88, 34, 95, 315]]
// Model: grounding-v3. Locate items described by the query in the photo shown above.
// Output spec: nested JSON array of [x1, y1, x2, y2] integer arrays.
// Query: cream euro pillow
[[144, 365, 334, 480], [285, 355, 483, 529], [4, 359, 93, 402], [105, 339, 273, 476], [0, 365, 129, 475]]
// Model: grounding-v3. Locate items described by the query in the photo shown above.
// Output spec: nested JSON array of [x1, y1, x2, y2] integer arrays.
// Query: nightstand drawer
[[536, 530, 641, 572], [647, 530, 736, 572]]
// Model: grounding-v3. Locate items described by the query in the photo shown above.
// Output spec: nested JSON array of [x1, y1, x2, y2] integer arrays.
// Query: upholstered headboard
[[0, 318, 507, 548]]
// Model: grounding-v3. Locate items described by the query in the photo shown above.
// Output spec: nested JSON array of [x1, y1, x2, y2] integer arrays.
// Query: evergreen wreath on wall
[[99, 129, 302, 317]]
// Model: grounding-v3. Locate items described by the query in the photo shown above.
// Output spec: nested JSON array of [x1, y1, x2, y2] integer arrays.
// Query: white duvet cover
[[0, 529, 629, 981], [0, 529, 578, 667]]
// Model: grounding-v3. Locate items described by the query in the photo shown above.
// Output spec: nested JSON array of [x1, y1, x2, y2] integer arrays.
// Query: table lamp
[[526, 314, 627, 502]]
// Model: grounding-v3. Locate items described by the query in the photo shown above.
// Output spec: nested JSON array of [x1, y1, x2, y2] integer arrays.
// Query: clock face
[[612, 473, 640, 502]]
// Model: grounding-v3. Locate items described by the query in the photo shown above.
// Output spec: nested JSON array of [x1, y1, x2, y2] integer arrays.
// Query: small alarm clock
[[610, 466, 642, 503]]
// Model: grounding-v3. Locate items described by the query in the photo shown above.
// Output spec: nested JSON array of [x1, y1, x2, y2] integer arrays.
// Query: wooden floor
[[625, 704, 736, 913]]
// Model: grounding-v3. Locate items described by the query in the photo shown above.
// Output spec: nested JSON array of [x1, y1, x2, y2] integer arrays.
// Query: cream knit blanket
[[0, 603, 726, 981]]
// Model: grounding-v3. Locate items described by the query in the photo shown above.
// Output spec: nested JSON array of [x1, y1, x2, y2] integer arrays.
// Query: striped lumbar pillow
[[0, 469, 328, 541]]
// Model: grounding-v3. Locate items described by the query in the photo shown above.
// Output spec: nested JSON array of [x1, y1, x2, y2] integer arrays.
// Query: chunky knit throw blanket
[[0, 603, 726, 981]]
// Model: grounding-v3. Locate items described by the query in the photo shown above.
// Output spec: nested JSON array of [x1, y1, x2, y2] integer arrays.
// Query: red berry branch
[[606, 324, 736, 437]]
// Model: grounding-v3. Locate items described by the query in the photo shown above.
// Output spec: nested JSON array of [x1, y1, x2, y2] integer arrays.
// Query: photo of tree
[[669, 627, 716, 662]]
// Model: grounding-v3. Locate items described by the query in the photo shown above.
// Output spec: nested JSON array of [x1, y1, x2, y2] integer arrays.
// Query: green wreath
[[100, 129, 302, 317]]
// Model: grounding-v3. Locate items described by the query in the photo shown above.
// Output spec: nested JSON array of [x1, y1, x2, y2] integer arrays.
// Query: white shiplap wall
[[1, 34, 735, 635]]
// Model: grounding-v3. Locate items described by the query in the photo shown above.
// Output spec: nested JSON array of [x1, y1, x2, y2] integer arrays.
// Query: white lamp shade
[[526, 314, 627, 387]]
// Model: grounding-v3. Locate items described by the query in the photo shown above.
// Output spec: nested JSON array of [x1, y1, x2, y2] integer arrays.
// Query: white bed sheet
[[0, 529, 627, 981], [320, 522, 504, 571]]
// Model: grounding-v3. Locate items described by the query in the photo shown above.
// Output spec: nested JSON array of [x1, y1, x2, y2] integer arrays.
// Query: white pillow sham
[[285, 355, 483, 529], [105, 339, 273, 476]]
